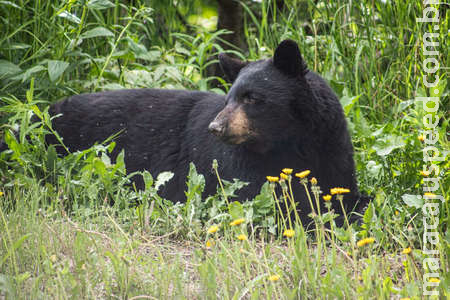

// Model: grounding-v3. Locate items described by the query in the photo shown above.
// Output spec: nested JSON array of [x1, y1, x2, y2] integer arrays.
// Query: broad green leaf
[[363, 202, 374, 224], [252, 182, 273, 213], [366, 160, 382, 177], [142, 171, 153, 190], [48, 60, 69, 82], [0, 59, 21, 78], [81, 27, 114, 39], [4, 130, 20, 155], [126, 38, 159, 61], [93, 158, 107, 177], [334, 227, 350, 242], [87, 0, 115, 10], [321, 211, 337, 224], [371, 126, 385, 137], [222, 178, 248, 198], [57, 11, 81, 24], [373, 135, 405, 156], [340, 94, 361, 115], [186, 163, 205, 196], [401, 194, 424, 209], [228, 201, 244, 220]]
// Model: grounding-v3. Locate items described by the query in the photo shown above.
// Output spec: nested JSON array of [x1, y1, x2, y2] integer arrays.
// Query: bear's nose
[[208, 121, 224, 135]]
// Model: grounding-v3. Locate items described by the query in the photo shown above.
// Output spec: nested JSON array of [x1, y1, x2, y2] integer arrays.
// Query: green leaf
[[185, 163, 205, 200], [4, 130, 20, 155], [366, 160, 382, 177], [155, 171, 174, 191], [221, 178, 248, 198], [340, 94, 361, 115], [363, 202, 374, 224], [142, 171, 153, 190], [334, 227, 350, 242], [45, 145, 57, 173], [174, 41, 191, 56], [93, 158, 107, 177], [373, 135, 405, 156], [228, 201, 244, 220], [252, 182, 273, 214], [47, 60, 69, 82], [57, 11, 81, 24], [401, 194, 424, 209], [0, 59, 22, 78], [0, 1, 22, 9], [375, 190, 386, 207], [126, 38, 159, 61], [81, 27, 114, 39], [87, 0, 115, 10], [100, 152, 111, 167], [382, 277, 393, 293], [3, 42, 31, 50], [321, 211, 337, 224]]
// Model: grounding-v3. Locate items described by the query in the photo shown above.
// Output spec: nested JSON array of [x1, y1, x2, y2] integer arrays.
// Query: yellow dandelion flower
[[418, 135, 425, 142], [330, 187, 351, 195], [402, 247, 412, 255], [207, 225, 219, 234], [428, 278, 440, 283], [0, 191, 3, 197], [424, 192, 436, 197], [237, 234, 247, 241], [395, 210, 399, 216], [310, 177, 318, 185], [280, 172, 289, 180], [282, 168, 293, 175], [356, 237, 375, 247], [420, 170, 430, 176], [266, 176, 279, 182], [230, 218, 245, 226], [295, 170, 311, 179], [206, 239, 214, 248], [323, 194, 332, 201], [283, 229, 295, 238], [268, 274, 280, 281]]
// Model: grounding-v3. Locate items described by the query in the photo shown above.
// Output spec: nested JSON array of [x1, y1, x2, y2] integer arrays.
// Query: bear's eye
[[242, 94, 259, 105]]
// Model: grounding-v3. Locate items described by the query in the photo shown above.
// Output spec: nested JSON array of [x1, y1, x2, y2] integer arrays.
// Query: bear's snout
[[209, 103, 251, 145], [208, 120, 225, 136]]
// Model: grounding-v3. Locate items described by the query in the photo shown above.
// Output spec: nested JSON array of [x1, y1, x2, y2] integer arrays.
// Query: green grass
[[0, 0, 448, 299]]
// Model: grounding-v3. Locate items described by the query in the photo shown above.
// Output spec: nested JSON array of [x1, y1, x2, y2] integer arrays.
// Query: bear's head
[[208, 39, 312, 153]]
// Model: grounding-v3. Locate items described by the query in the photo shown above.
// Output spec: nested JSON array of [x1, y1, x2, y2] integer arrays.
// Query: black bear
[[2, 40, 368, 222]]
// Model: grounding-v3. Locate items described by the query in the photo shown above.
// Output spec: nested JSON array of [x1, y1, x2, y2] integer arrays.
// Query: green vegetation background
[[0, 0, 448, 298]]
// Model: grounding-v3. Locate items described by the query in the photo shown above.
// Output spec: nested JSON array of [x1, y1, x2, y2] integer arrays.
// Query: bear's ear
[[273, 39, 307, 77], [219, 53, 248, 83]]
